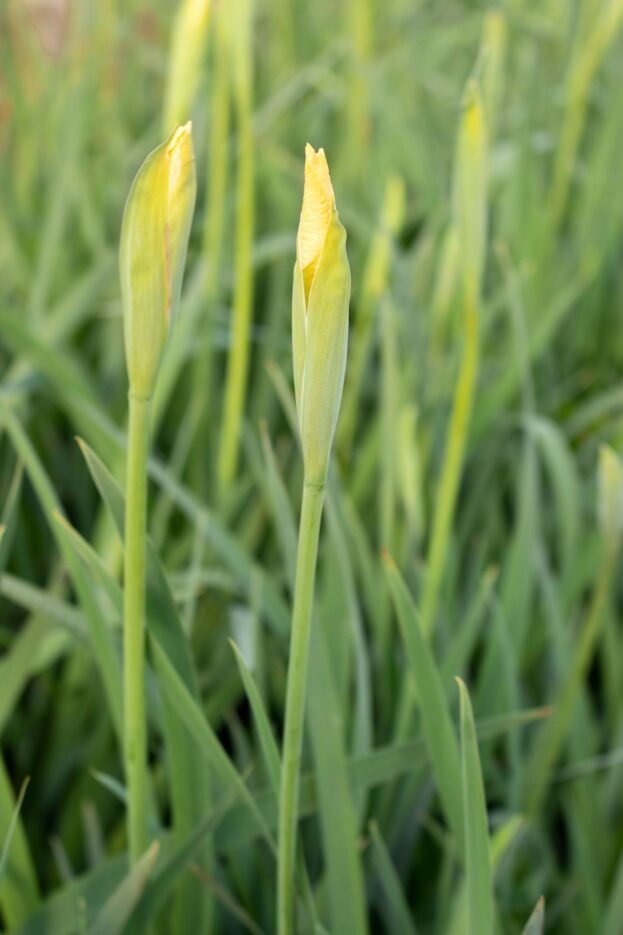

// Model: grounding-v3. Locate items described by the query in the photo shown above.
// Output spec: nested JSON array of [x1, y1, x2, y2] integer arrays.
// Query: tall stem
[[277, 480, 325, 935], [192, 0, 231, 493], [123, 391, 151, 864], [217, 0, 254, 493]]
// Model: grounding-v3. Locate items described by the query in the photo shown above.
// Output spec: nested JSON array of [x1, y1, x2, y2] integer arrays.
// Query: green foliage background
[[1, 0, 623, 932]]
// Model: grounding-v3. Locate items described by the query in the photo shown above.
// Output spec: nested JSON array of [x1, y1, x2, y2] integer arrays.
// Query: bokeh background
[[2, 0, 623, 932]]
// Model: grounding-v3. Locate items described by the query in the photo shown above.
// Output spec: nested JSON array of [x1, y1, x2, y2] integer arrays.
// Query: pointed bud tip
[[380, 547, 395, 569], [304, 144, 333, 203], [169, 121, 192, 144], [166, 122, 194, 167], [299, 143, 336, 298], [461, 81, 485, 142]]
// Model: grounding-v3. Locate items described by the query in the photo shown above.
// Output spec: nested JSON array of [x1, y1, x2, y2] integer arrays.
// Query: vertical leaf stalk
[[277, 481, 325, 935], [217, 0, 254, 492], [123, 391, 151, 864]]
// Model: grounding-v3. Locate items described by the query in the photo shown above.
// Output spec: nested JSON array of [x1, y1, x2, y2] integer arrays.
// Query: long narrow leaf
[[308, 616, 369, 934], [457, 677, 494, 935], [150, 635, 275, 852], [384, 551, 463, 850], [521, 896, 544, 935], [88, 842, 160, 935], [369, 821, 418, 935], [0, 406, 123, 735], [0, 765, 38, 929]]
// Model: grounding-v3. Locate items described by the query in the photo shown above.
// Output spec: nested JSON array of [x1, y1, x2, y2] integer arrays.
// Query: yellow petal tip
[[303, 144, 333, 205], [167, 121, 193, 155], [298, 144, 335, 300]]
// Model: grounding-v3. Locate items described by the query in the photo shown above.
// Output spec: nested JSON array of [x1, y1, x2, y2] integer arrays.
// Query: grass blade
[[0, 462, 23, 575], [525, 447, 621, 814], [150, 634, 275, 852], [307, 615, 369, 934], [0, 406, 123, 736], [369, 821, 418, 935], [215, 707, 545, 852], [87, 842, 160, 935], [457, 677, 493, 935], [521, 896, 544, 935], [0, 767, 37, 929], [230, 640, 281, 792], [383, 551, 463, 850]]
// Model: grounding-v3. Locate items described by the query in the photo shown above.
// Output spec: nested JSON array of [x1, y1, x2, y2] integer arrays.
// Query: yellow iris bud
[[453, 82, 487, 305], [598, 445, 623, 552], [292, 145, 351, 486], [120, 123, 197, 399]]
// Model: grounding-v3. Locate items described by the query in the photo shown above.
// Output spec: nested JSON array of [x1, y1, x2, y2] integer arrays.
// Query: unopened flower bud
[[120, 123, 196, 399], [292, 145, 350, 486]]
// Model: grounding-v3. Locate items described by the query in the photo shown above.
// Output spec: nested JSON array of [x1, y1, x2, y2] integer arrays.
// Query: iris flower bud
[[120, 123, 197, 399], [292, 145, 351, 486], [598, 445, 623, 552], [453, 81, 487, 305]]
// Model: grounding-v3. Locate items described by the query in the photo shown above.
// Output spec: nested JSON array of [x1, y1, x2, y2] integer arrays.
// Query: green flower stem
[[123, 390, 152, 864], [278, 480, 326, 935]]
